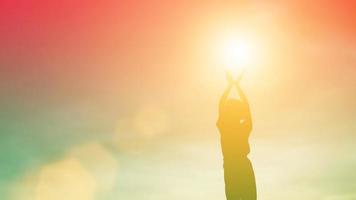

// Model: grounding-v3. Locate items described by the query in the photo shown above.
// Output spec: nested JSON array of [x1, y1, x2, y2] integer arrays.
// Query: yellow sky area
[[36, 158, 96, 200], [113, 103, 170, 154]]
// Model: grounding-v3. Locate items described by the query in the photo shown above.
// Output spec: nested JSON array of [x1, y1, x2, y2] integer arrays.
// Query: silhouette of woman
[[217, 71, 257, 200]]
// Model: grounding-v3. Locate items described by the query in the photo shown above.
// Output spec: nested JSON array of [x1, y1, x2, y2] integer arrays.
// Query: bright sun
[[218, 35, 258, 74]]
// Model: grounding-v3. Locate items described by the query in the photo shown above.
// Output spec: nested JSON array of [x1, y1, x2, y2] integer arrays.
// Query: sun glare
[[218, 35, 258, 74]]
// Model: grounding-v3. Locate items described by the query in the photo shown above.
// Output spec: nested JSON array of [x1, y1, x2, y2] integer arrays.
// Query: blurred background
[[0, 1, 356, 199]]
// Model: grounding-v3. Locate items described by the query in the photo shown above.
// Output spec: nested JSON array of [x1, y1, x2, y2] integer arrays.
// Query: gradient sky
[[1, 1, 356, 200]]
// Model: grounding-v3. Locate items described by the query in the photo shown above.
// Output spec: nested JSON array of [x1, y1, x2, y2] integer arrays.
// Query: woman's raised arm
[[219, 72, 234, 114]]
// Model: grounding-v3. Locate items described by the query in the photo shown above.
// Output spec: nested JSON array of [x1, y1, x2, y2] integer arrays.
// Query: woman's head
[[223, 99, 246, 119]]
